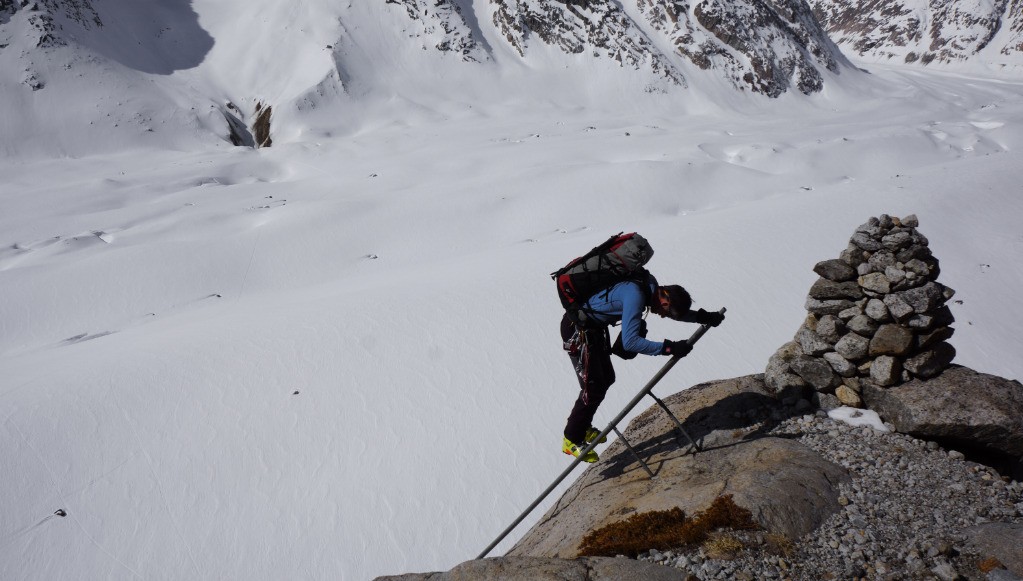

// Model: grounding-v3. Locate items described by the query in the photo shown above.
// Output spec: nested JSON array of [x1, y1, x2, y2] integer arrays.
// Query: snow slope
[[2, 2, 1023, 581]]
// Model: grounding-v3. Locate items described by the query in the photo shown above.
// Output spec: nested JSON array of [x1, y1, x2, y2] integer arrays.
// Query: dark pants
[[561, 314, 616, 445]]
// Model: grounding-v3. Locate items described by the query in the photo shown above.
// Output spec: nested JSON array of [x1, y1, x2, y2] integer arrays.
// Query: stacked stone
[[765, 214, 957, 407]]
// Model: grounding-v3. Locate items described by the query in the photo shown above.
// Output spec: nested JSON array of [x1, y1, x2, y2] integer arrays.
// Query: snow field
[[2, 56, 1023, 581]]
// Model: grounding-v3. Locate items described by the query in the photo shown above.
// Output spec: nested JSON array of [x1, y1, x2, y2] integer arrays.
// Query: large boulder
[[861, 365, 1023, 464], [963, 523, 1023, 577], [507, 376, 849, 558], [372, 555, 688, 581]]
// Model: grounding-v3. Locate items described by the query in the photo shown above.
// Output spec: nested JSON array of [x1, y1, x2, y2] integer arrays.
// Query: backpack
[[552, 232, 655, 327]]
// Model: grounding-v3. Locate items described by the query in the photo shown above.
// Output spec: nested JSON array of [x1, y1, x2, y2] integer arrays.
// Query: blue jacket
[[584, 280, 664, 356]]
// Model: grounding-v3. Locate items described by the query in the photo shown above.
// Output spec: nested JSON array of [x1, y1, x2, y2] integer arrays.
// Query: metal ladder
[[476, 308, 724, 560]]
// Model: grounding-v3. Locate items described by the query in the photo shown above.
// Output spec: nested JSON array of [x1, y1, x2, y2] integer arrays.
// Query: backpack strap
[[569, 269, 654, 329]]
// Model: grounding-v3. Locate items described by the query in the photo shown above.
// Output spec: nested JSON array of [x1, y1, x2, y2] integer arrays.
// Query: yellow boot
[[584, 426, 608, 444], [563, 436, 599, 463]]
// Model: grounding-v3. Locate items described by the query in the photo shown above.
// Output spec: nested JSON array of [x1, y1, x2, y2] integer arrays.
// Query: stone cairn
[[765, 214, 957, 408]]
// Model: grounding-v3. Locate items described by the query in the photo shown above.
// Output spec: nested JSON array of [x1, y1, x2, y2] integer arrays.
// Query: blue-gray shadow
[[75, 0, 214, 75]]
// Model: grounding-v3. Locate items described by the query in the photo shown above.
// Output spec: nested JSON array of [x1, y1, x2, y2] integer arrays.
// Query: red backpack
[[552, 232, 655, 327]]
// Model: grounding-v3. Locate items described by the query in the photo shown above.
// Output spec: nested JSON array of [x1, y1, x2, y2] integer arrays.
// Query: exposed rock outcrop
[[809, 0, 1023, 66], [2, 0, 102, 49], [254, 102, 272, 148], [862, 365, 1023, 477], [491, 0, 687, 86], [508, 375, 848, 557], [387, 0, 488, 62], [375, 555, 690, 581], [964, 522, 1023, 577], [492, 0, 845, 96], [639, 0, 842, 96], [765, 214, 957, 406]]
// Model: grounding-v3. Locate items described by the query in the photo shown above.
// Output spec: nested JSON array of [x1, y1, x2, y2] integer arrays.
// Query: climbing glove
[[693, 309, 725, 327], [662, 340, 692, 357]]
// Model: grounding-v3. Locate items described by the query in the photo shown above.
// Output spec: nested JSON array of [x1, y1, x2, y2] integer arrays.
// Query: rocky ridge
[[492, 0, 688, 87], [3, 0, 847, 98], [808, 0, 1023, 67], [492, 0, 843, 96], [386, 0, 488, 63], [1, 0, 101, 49], [637, 0, 841, 95]]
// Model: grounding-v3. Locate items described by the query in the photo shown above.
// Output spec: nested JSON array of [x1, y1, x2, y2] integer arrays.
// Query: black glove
[[611, 332, 637, 360], [611, 320, 647, 360], [662, 340, 692, 357], [693, 309, 725, 327]]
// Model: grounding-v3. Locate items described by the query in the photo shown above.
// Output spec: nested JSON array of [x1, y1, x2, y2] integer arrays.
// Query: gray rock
[[903, 342, 956, 379], [916, 326, 954, 350], [897, 282, 949, 314], [882, 231, 913, 251], [858, 273, 890, 294], [846, 314, 879, 336], [824, 352, 857, 378], [837, 306, 863, 321], [791, 355, 838, 391], [508, 376, 850, 558], [813, 391, 842, 410], [878, 214, 895, 230], [840, 244, 867, 267], [883, 293, 915, 321], [806, 297, 854, 316], [814, 259, 857, 282], [856, 262, 874, 276], [864, 299, 890, 322], [901, 214, 919, 228], [835, 333, 870, 361], [861, 365, 1023, 459], [907, 313, 937, 330], [773, 341, 804, 361], [372, 556, 692, 580], [965, 523, 1023, 577], [856, 217, 880, 233], [904, 258, 930, 277], [851, 232, 883, 252], [809, 279, 864, 301], [870, 355, 902, 387], [869, 324, 915, 357], [765, 370, 809, 394], [884, 266, 907, 286], [797, 328, 833, 356], [816, 315, 845, 343], [896, 244, 932, 264], [868, 250, 897, 271]]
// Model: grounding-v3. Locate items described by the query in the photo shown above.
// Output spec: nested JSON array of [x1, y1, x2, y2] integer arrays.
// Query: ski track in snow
[[1, 64, 1023, 580]]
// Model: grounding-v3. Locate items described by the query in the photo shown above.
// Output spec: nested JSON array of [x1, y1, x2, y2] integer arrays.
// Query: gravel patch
[[636, 412, 1023, 580]]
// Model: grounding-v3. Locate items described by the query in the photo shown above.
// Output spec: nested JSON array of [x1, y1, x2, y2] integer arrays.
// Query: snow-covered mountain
[[0, 0, 851, 157], [6, 1, 1023, 159], [809, 0, 1023, 68]]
